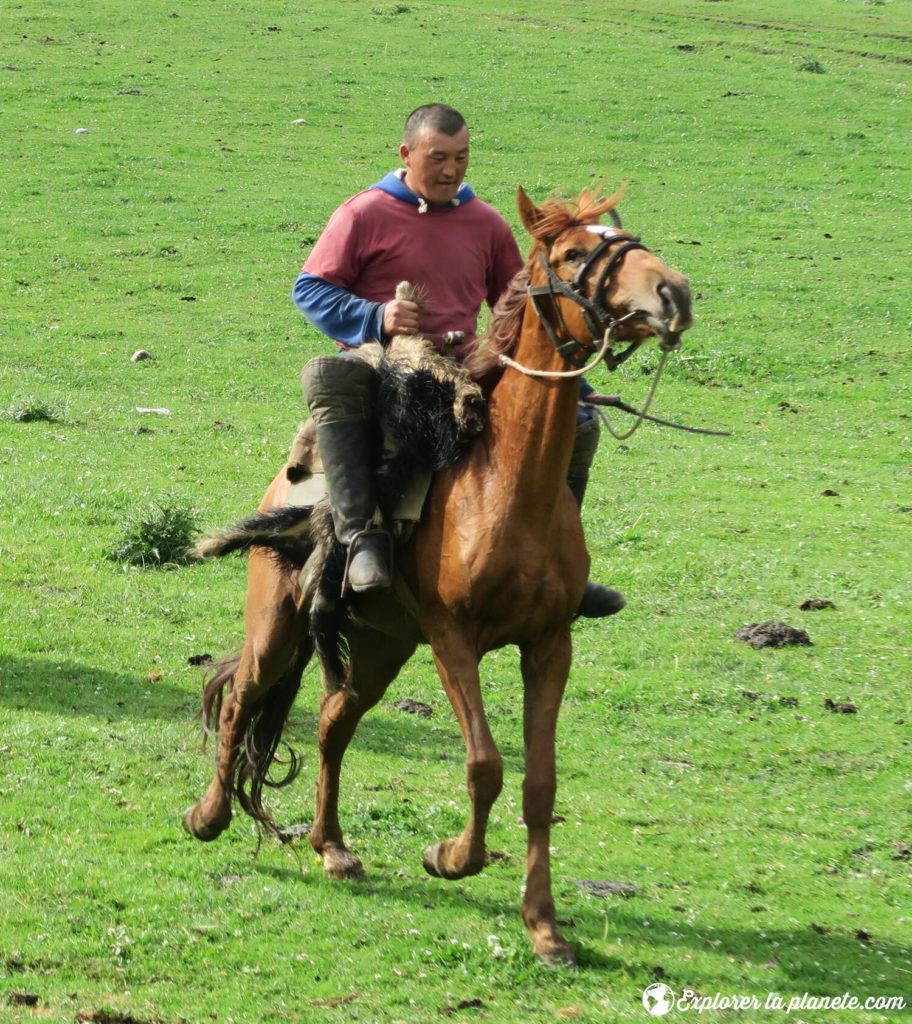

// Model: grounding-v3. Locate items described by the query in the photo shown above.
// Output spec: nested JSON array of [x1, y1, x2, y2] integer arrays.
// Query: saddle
[[283, 418, 433, 541]]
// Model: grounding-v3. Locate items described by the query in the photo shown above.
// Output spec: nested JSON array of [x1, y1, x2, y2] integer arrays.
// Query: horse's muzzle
[[659, 278, 693, 332]]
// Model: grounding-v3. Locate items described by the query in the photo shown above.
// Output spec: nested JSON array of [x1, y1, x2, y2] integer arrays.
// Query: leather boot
[[302, 355, 392, 594], [576, 580, 626, 617], [345, 529, 393, 593], [569, 406, 625, 618]]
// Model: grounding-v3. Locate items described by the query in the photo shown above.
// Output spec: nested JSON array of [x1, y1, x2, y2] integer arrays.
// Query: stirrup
[[342, 528, 394, 595]]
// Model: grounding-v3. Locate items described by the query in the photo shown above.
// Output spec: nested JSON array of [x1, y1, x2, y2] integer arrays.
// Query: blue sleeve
[[292, 272, 385, 348], [579, 377, 594, 400]]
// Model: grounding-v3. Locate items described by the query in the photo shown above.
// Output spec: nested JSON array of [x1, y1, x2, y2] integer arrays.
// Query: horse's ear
[[516, 186, 544, 237]]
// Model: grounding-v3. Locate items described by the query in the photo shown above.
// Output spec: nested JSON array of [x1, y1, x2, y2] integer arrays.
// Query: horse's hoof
[[422, 841, 483, 880], [536, 944, 577, 968], [423, 842, 445, 878], [322, 848, 365, 881], [182, 803, 229, 842]]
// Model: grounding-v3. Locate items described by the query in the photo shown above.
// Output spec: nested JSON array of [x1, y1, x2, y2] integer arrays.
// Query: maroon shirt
[[301, 173, 523, 357]]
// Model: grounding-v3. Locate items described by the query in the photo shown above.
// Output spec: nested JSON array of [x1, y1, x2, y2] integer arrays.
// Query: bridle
[[526, 216, 652, 370], [499, 218, 724, 439], [501, 213, 708, 441]]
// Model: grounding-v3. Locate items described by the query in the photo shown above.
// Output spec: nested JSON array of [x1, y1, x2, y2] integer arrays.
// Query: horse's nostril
[[657, 280, 692, 332], [657, 281, 676, 319]]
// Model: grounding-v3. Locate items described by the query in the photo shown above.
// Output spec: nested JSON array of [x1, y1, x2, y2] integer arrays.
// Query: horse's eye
[[563, 249, 584, 264]]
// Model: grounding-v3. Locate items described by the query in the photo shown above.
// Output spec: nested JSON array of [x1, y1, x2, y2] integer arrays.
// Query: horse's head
[[517, 185, 692, 369]]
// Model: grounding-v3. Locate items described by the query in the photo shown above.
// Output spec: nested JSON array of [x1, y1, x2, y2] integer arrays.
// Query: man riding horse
[[293, 103, 624, 616], [187, 152, 693, 965]]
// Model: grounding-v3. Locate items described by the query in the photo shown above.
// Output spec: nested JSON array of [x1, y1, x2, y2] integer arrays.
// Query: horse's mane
[[463, 267, 530, 391], [524, 184, 627, 243], [464, 184, 626, 391]]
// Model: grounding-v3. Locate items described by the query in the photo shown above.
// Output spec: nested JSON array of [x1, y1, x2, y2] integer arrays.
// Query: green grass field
[[1, 1, 910, 1022]]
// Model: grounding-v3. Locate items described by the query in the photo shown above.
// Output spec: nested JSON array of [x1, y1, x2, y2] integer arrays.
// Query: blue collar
[[371, 169, 475, 212]]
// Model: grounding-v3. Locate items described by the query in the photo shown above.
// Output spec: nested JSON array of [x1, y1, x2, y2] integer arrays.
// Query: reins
[[499, 319, 679, 441], [497, 311, 644, 380], [591, 348, 671, 442], [585, 391, 732, 439]]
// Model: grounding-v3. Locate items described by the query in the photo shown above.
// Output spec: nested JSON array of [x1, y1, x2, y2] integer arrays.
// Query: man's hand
[[382, 299, 421, 337]]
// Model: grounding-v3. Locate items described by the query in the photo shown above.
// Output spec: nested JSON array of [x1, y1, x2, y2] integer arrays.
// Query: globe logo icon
[[642, 983, 676, 1016]]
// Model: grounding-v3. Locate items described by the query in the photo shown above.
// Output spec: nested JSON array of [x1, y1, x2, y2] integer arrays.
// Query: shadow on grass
[[285, 687, 527, 766], [0, 653, 198, 721], [594, 902, 912, 1001], [261, 863, 911, 998]]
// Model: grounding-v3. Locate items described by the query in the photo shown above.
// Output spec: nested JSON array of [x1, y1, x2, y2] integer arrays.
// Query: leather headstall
[[527, 223, 651, 370]]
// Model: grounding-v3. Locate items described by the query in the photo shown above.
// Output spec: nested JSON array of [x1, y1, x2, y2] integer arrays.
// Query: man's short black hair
[[403, 104, 467, 145]]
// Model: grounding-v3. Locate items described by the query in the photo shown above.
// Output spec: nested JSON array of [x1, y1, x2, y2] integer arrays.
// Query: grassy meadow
[[1, 1, 910, 1021]]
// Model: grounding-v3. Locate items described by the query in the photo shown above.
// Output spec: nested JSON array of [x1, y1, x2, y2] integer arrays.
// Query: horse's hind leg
[[183, 547, 307, 841], [309, 623, 416, 880]]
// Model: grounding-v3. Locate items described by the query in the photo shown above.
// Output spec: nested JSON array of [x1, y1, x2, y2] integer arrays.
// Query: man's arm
[[292, 272, 385, 347]]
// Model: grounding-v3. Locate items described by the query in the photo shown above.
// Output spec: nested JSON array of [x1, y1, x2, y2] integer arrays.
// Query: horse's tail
[[236, 640, 313, 838], [192, 506, 315, 563], [198, 643, 313, 839], [200, 654, 241, 746], [194, 495, 351, 693]]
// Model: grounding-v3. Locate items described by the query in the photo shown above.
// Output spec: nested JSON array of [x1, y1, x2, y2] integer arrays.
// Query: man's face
[[400, 126, 470, 206]]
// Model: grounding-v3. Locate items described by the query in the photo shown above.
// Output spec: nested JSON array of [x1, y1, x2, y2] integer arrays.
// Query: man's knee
[[301, 351, 376, 423]]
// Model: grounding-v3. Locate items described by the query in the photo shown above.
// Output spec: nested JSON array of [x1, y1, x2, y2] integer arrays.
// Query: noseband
[[527, 218, 651, 370]]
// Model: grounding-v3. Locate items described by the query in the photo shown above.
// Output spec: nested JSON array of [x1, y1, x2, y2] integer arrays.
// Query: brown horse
[[183, 185, 692, 965]]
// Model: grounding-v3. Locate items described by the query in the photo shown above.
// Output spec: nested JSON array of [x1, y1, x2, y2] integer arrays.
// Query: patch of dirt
[[8, 994, 39, 1007], [443, 998, 484, 1016], [393, 697, 433, 717], [311, 993, 360, 1009], [741, 690, 799, 707], [824, 699, 858, 714], [574, 879, 642, 898], [800, 598, 835, 611], [76, 1012, 155, 1024], [735, 621, 812, 649], [484, 849, 511, 865], [277, 821, 312, 841]]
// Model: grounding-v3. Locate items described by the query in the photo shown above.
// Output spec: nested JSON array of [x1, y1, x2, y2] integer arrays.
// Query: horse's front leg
[[310, 622, 417, 880], [422, 633, 503, 880], [519, 630, 575, 966], [183, 547, 306, 841]]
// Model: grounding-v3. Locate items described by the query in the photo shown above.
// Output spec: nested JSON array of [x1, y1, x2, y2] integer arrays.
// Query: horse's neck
[[485, 314, 580, 501]]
